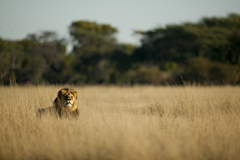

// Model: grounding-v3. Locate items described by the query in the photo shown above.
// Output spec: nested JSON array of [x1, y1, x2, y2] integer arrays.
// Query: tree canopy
[[1, 14, 240, 85]]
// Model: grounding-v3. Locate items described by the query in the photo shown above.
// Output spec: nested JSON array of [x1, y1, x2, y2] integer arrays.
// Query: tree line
[[1, 13, 240, 85]]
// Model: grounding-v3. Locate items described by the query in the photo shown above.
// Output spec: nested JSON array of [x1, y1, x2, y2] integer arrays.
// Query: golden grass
[[0, 85, 240, 160]]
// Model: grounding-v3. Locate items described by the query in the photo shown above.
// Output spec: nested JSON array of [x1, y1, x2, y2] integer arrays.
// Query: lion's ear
[[58, 89, 66, 98], [72, 91, 77, 98]]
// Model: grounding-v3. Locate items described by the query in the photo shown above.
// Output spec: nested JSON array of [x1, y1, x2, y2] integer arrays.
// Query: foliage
[[0, 32, 67, 84], [69, 21, 118, 84], [180, 57, 239, 84], [136, 66, 162, 85], [0, 14, 240, 85], [133, 13, 240, 84], [133, 14, 240, 67]]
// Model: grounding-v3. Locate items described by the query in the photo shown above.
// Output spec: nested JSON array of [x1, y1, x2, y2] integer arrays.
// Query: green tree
[[0, 31, 68, 84], [108, 43, 137, 84], [0, 38, 24, 84], [184, 13, 240, 64], [132, 25, 198, 69], [69, 21, 118, 84], [133, 13, 240, 84], [23, 31, 67, 84]]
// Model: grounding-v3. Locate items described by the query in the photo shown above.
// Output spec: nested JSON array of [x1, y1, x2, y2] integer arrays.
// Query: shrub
[[182, 57, 239, 84]]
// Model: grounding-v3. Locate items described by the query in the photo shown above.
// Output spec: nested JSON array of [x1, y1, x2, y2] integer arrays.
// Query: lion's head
[[55, 87, 78, 112]]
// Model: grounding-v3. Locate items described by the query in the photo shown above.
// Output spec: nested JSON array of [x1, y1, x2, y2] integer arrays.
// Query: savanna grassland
[[0, 85, 240, 160]]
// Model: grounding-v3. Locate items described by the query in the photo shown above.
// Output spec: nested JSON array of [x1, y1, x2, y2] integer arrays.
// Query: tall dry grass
[[0, 85, 240, 160]]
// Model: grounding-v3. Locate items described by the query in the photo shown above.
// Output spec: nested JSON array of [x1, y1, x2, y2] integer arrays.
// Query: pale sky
[[1, 0, 240, 45]]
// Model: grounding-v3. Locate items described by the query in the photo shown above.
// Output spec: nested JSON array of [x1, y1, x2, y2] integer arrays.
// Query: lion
[[37, 87, 79, 118]]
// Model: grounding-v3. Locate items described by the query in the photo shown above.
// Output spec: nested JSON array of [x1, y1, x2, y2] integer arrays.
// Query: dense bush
[[182, 58, 239, 84]]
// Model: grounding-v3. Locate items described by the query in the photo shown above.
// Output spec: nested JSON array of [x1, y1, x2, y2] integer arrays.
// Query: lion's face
[[58, 88, 77, 109]]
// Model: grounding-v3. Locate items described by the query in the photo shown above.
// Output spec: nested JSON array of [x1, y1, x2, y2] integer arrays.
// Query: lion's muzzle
[[65, 95, 73, 107], [66, 98, 73, 107], [66, 100, 72, 107]]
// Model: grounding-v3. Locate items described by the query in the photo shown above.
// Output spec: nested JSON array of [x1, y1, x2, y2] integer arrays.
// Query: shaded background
[[0, 0, 240, 85]]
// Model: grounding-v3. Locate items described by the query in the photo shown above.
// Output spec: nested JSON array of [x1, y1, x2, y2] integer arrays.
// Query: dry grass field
[[0, 85, 240, 160]]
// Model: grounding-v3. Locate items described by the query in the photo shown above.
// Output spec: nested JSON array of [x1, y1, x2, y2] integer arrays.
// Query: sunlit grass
[[0, 85, 240, 159]]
